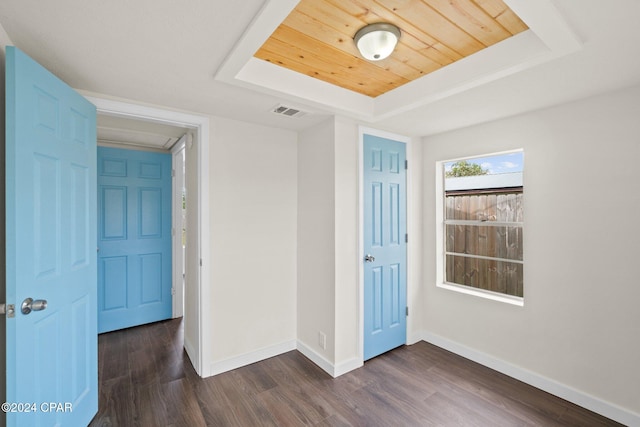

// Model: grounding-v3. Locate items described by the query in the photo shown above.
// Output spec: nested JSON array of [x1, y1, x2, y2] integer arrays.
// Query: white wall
[[208, 117, 297, 372], [297, 118, 337, 363], [421, 85, 640, 422], [297, 117, 362, 374], [333, 118, 359, 367]]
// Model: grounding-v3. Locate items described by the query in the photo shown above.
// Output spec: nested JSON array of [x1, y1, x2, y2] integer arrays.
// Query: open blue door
[[363, 134, 407, 360], [5, 46, 98, 426], [97, 146, 172, 333]]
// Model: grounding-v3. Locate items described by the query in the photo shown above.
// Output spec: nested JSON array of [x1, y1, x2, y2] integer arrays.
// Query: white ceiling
[[1, 0, 639, 137], [97, 114, 187, 150]]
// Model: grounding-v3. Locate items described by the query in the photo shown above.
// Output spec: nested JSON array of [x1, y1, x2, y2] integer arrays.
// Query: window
[[439, 151, 524, 304]]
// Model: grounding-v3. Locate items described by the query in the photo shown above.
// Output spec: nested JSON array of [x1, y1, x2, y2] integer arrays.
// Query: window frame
[[435, 150, 524, 306]]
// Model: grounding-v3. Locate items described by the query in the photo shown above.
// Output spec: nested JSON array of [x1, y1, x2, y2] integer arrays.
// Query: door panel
[[97, 147, 172, 333], [6, 46, 97, 426], [363, 134, 407, 360]]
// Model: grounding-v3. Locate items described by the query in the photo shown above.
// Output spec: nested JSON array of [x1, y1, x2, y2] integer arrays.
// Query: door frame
[[171, 135, 187, 319], [358, 126, 412, 362], [86, 96, 211, 377]]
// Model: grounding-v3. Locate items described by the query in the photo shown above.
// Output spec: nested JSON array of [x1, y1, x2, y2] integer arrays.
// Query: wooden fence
[[445, 190, 523, 297]]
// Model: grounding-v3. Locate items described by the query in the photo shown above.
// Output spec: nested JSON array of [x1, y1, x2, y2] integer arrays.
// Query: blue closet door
[[363, 134, 407, 360]]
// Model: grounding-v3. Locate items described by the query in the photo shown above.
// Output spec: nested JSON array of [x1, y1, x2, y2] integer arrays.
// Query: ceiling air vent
[[271, 104, 307, 118]]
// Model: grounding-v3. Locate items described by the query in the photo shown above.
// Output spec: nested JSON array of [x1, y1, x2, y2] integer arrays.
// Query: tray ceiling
[[215, 0, 582, 123], [254, 0, 528, 97]]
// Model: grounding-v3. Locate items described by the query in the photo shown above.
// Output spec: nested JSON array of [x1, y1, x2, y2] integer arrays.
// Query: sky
[[444, 151, 524, 175]]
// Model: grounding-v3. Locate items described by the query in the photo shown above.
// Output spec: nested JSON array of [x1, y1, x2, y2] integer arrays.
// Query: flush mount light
[[354, 23, 401, 61]]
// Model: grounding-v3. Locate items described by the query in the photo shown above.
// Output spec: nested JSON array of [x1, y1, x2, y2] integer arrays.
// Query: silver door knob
[[364, 254, 375, 262], [21, 298, 48, 315]]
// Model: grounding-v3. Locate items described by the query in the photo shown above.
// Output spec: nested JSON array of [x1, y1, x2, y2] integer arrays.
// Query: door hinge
[[200, 258, 203, 267], [406, 306, 409, 316], [1, 303, 15, 318], [171, 287, 176, 296], [405, 233, 408, 243], [172, 169, 176, 177], [405, 159, 408, 170]]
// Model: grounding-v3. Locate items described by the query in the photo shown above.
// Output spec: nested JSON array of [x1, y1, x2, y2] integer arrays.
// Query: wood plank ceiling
[[254, 0, 528, 97]]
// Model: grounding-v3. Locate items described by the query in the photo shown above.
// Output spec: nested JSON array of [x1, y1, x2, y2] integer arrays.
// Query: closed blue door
[[97, 147, 172, 333], [363, 134, 407, 360], [6, 46, 98, 426]]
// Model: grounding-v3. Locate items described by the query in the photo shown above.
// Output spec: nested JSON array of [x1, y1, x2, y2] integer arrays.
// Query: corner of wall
[[297, 118, 337, 364], [332, 118, 360, 366], [297, 339, 362, 378]]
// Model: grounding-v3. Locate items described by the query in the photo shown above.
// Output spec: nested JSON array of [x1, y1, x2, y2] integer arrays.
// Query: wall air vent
[[271, 104, 307, 118]]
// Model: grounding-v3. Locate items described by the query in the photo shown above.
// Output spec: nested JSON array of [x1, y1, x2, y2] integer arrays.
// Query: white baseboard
[[296, 340, 363, 378], [407, 330, 423, 345], [421, 331, 640, 427], [209, 340, 297, 376], [296, 340, 335, 377], [204, 339, 363, 380], [334, 357, 363, 377]]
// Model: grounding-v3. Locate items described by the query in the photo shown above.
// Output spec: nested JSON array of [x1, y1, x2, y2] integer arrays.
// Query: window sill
[[437, 282, 524, 306]]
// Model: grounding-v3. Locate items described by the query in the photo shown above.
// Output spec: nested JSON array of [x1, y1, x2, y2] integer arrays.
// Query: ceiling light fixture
[[354, 23, 401, 61]]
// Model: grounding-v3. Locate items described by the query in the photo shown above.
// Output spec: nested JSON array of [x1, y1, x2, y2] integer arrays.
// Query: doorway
[[172, 138, 187, 319], [89, 97, 211, 377]]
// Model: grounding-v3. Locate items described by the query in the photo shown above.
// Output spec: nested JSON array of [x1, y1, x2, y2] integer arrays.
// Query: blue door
[[6, 46, 98, 426], [363, 134, 407, 360], [97, 147, 172, 333]]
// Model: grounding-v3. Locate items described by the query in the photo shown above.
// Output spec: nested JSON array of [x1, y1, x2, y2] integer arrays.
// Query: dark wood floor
[[89, 319, 623, 427]]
